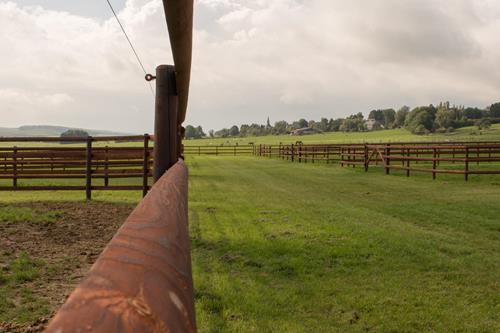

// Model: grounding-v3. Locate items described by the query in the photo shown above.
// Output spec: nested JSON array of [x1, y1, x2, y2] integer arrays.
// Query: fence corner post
[[153, 64, 179, 182]]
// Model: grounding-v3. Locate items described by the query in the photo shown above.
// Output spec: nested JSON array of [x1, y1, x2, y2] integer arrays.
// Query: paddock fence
[[0, 135, 153, 198], [255, 141, 500, 181], [183, 144, 255, 156]]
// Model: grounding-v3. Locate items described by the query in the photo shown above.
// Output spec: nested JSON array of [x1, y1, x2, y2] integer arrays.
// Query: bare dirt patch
[[0, 201, 135, 332]]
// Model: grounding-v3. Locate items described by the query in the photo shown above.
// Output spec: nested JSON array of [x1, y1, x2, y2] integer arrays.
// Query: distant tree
[[185, 125, 197, 139], [489, 102, 500, 118], [463, 107, 485, 119], [369, 109, 395, 128], [240, 124, 250, 137], [215, 128, 230, 138], [435, 108, 455, 129], [266, 117, 271, 128], [340, 113, 366, 132], [328, 118, 343, 132], [368, 110, 384, 123], [196, 126, 206, 138], [209, 129, 214, 138], [60, 129, 89, 144], [184, 125, 205, 139], [297, 118, 308, 128], [382, 109, 396, 128], [273, 121, 288, 135], [60, 129, 89, 138], [405, 105, 436, 134], [229, 125, 240, 137], [318, 118, 329, 132], [308, 120, 318, 129], [476, 118, 491, 130], [394, 106, 410, 128]]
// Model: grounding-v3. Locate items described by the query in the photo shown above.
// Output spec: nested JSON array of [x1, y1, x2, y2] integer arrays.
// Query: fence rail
[[256, 142, 500, 181], [0, 135, 153, 198], [183, 145, 255, 156], [44, 159, 196, 332]]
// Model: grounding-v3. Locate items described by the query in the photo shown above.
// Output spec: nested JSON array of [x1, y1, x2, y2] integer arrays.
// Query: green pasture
[[0, 154, 499, 331], [1, 124, 499, 149], [189, 156, 499, 332], [184, 124, 500, 146]]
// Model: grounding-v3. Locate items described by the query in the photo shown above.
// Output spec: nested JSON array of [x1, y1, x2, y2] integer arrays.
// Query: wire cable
[[105, 0, 154, 96]]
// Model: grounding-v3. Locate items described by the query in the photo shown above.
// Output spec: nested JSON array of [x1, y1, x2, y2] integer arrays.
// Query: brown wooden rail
[[0, 135, 153, 198], [44, 159, 196, 332], [256, 142, 500, 181], [183, 145, 255, 156]]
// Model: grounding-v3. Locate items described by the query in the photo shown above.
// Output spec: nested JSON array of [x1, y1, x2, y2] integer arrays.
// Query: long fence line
[[0, 135, 152, 199], [254, 142, 500, 180], [1, 138, 498, 196]]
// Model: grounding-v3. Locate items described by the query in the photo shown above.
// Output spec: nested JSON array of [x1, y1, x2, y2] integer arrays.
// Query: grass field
[[0, 146, 499, 331], [188, 156, 500, 332], [1, 124, 499, 149], [184, 124, 500, 146]]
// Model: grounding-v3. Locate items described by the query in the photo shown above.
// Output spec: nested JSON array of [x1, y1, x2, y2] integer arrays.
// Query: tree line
[[185, 101, 500, 139]]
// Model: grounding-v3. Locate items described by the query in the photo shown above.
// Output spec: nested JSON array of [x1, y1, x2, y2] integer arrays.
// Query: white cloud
[[0, 0, 499, 133]]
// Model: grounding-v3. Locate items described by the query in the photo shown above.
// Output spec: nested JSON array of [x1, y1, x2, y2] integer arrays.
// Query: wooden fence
[[256, 142, 500, 181], [0, 135, 152, 198], [183, 145, 255, 156]]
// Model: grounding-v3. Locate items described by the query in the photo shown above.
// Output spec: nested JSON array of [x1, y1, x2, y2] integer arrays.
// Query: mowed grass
[[0, 152, 498, 331], [188, 156, 500, 332]]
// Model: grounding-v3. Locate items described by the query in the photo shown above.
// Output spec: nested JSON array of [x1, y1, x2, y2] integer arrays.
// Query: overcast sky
[[0, 0, 499, 133]]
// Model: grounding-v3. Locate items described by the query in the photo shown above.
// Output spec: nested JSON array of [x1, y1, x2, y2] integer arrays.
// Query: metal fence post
[[154, 65, 179, 182]]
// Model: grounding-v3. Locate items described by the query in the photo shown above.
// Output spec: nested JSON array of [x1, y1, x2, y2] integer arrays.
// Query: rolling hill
[[0, 125, 133, 137]]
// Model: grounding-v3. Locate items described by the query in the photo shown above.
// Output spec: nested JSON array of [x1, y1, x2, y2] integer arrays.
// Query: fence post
[[385, 144, 391, 175], [104, 146, 109, 187], [432, 148, 437, 180], [198, 146, 201, 156], [352, 147, 355, 168], [291, 144, 295, 162], [86, 137, 93, 200], [153, 65, 179, 182], [465, 146, 469, 181], [142, 134, 150, 197], [364, 144, 368, 172], [406, 148, 410, 177], [13, 146, 17, 188], [234, 146, 236, 156]]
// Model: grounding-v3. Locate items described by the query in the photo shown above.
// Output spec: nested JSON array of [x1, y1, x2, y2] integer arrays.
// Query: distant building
[[290, 127, 322, 136], [365, 119, 382, 131]]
